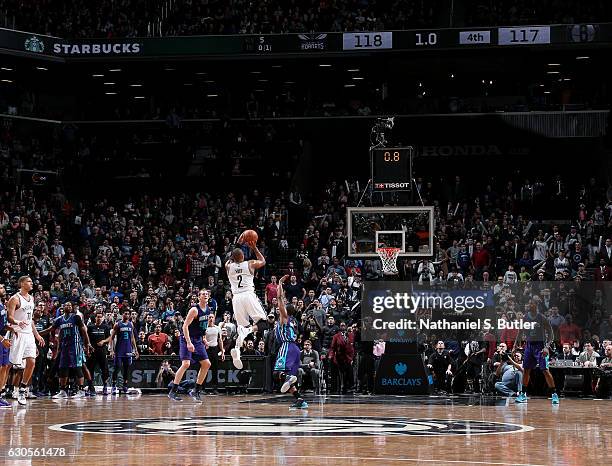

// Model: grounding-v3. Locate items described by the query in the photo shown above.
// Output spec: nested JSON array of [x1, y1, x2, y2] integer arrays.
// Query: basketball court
[[1, 394, 609, 465]]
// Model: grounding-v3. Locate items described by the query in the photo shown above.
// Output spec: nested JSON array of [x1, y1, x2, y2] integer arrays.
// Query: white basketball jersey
[[13, 293, 34, 334], [228, 261, 255, 294]]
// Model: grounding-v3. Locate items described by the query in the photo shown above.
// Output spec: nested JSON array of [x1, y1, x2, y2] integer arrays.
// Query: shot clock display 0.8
[[372, 147, 413, 191]]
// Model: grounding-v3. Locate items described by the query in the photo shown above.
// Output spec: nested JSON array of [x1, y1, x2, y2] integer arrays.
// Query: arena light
[[576, 56, 590, 60], [319, 64, 332, 67], [0, 67, 13, 71], [195, 72, 207, 75], [257, 79, 269, 82], [250, 71, 262, 74], [133, 96, 145, 99], [546, 71, 560, 74], [183, 83, 193, 86], [206, 94, 218, 97], [544, 91, 551, 94], [352, 77, 364, 80], [271, 65, 282, 68], [129, 84, 143, 87], [547, 63, 561, 66], [35, 66, 48, 71], [109, 68, 121, 72], [563, 78, 572, 81], [103, 82, 116, 85], [92, 74, 104, 77], [344, 84, 356, 88], [347, 68, 360, 72], [105, 92, 117, 95], [1, 79, 13, 83]]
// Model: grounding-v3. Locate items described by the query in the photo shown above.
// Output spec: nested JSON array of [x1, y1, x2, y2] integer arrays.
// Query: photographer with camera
[[156, 359, 177, 388], [417, 259, 435, 285], [494, 350, 526, 402]]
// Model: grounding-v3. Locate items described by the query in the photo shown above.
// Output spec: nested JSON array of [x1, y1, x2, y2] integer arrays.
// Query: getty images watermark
[[360, 281, 605, 342]]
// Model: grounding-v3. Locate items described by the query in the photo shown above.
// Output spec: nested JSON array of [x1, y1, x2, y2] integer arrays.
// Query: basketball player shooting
[[226, 230, 268, 370], [6, 276, 46, 406]]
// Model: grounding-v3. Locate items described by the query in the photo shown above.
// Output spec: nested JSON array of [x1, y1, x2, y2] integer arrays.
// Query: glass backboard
[[347, 206, 434, 258]]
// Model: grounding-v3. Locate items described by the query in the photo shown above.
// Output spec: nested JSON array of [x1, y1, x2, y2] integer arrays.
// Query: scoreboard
[[372, 147, 413, 192], [2, 23, 610, 59]]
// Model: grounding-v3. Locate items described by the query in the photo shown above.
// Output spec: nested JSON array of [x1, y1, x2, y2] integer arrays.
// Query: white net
[[376, 247, 401, 275]]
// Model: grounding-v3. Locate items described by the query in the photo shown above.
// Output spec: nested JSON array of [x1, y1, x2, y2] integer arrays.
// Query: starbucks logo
[[24, 36, 45, 53], [50, 416, 533, 437]]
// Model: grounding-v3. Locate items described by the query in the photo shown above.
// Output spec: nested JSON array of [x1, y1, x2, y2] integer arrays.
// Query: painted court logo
[[49, 417, 533, 436], [394, 362, 407, 376]]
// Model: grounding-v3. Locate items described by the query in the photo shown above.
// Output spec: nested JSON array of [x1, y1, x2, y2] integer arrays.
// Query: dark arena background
[[1, 1, 612, 465]]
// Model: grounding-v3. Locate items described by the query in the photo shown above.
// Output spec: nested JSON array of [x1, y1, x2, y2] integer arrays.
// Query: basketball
[[241, 229, 258, 244]]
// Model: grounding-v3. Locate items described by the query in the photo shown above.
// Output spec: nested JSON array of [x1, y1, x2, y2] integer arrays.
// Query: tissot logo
[[24, 36, 45, 53], [49, 416, 533, 436], [52, 42, 142, 55], [298, 33, 327, 50]]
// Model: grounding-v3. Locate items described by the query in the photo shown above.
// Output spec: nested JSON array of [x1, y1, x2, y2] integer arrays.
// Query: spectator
[[577, 342, 600, 366], [328, 322, 355, 394], [298, 340, 320, 392], [148, 324, 169, 355]]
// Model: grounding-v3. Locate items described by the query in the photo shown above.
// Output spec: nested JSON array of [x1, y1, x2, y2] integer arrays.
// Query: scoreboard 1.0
[[371, 147, 413, 191]]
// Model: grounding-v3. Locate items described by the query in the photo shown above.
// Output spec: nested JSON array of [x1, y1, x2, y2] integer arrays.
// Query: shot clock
[[371, 147, 414, 192]]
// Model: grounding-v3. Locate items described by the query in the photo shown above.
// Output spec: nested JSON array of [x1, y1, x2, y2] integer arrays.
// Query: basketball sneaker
[[111, 385, 118, 395], [25, 388, 37, 399], [0, 397, 9, 408], [168, 391, 182, 402], [281, 375, 297, 393], [551, 393, 560, 405], [17, 389, 27, 406], [52, 390, 68, 399], [289, 398, 308, 410], [231, 347, 243, 370], [515, 393, 527, 403], [188, 389, 202, 402], [71, 390, 86, 399]]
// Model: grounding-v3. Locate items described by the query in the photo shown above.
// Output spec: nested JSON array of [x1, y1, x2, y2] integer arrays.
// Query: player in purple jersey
[[514, 298, 559, 404], [104, 310, 139, 395], [0, 285, 11, 407], [40, 302, 93, 399], [274, 275, 307, 409], [168, 290, 212, 402]]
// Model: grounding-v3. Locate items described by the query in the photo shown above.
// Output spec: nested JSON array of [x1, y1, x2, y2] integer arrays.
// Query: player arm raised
[[248, 240, 266, 271], [277, 275, 290, 324], [183, 306, 198, 352]]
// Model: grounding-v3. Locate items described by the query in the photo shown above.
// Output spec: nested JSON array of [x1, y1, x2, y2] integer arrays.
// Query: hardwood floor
[[1, 393, 610, 465]]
